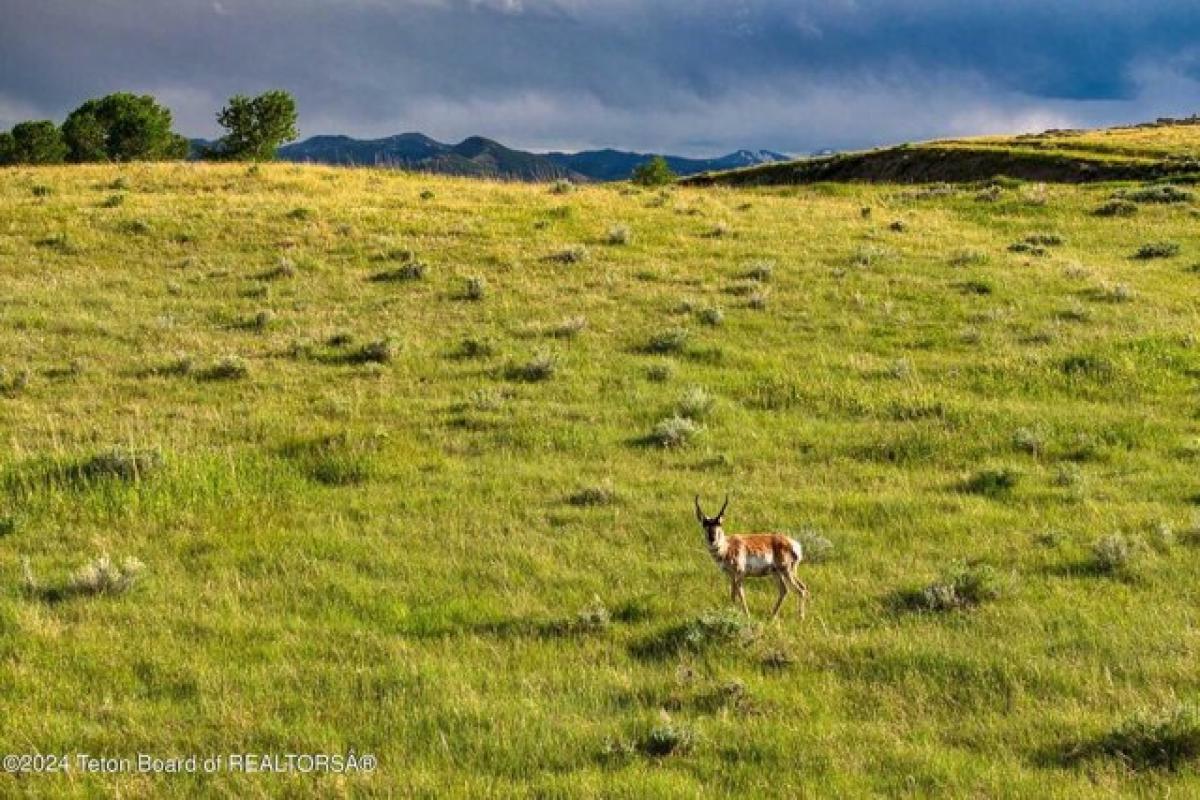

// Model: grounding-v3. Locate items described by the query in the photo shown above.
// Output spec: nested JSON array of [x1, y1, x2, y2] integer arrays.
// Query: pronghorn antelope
[[695, 495, 809, 620]]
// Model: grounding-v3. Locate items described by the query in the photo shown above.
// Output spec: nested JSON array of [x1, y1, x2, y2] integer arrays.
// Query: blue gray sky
[[2, 0, 1199, 156]]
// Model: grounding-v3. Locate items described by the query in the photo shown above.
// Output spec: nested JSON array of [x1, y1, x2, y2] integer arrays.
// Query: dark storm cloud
[[1, 0, 1199, 154]]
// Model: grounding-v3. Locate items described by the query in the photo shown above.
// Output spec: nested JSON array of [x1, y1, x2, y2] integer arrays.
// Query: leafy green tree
[[6, 121, 68, 164], [631, 155, 677, 186], [62, 93, 186, 162], [213, 90, 298, 161], [0, 131, 14, 165]]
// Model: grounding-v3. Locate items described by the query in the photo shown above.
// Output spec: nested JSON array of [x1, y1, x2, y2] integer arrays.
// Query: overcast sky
[[2, 0, 1199, 156]]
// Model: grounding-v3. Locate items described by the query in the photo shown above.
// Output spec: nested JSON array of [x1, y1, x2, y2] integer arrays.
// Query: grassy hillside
[[3, 163, 1200, 797], [687, 121, 1200, 187]]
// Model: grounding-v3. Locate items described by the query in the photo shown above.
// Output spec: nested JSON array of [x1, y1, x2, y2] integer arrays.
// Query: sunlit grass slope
[[690, 120, 1200, 186], [2, 162, 1200, 797]]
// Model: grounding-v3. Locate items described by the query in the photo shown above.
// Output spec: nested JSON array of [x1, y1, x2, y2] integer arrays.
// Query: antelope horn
[[717, 494, 729, 518], [694, 495, 705, 522]]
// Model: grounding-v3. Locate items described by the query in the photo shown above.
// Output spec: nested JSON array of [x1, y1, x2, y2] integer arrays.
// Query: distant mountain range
[[191, 134, 792, 182]]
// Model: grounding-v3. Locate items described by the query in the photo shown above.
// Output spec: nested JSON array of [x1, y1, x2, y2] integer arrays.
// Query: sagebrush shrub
[[550, 245, 589, 264], [568, 485, 617, 507], [508, 352, 558, 382], [792, 528, 833, 563], [1074, 704, 1200, 771], [1118, 184, 1194, 205], [963, 468, 1020, 497], [1134, 242, 1181, 260], [606, 225, 632, 245], [463, 276, 487, 301], [550, 316, 587, 339], [69, 554, 146, 596], [645, 328, 690, 354], [677, 387, 715, 420], [1093, 199, 1138, 217], [640, 718, 697, 757], [648, 415, 702, 447], [77, 447, 165, 481], [917, 564, 1002, 611], [1093, 533, 1138, 573], [197, 355, 249, 381], [370, 263, 426, 282], [743, 260, 774, 281]]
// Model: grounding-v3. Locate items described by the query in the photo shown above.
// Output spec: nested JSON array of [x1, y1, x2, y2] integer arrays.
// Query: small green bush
[[631, 156, 676, 187]]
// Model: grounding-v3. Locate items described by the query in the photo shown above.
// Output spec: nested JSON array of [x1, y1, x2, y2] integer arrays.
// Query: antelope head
[[694, 494, 729, 548]]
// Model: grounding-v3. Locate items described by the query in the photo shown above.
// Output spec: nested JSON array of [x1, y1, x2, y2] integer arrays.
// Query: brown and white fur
[[695, 495, 809, 620]]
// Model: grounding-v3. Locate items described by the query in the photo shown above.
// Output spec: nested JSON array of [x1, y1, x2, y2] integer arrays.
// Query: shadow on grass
[[1038, 560, 1141, 584], [629, 609, 758, 662], [4, 449, 164, 492]]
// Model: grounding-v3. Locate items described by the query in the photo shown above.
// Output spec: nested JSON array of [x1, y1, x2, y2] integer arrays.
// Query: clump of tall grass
[[850, 244, 892, 267], [37, 232, 78, 254], [281, 432, 378, 486], [645, 362, 674, 382], [791, 528, 834, 563], [948, 248, 989, 267], [697, 306, 724, 326], [549, 179, 574, 195], [0, 367, 31, 397]]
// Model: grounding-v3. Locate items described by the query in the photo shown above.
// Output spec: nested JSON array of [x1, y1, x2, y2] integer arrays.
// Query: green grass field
[[3, 161, 1200, 797]]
